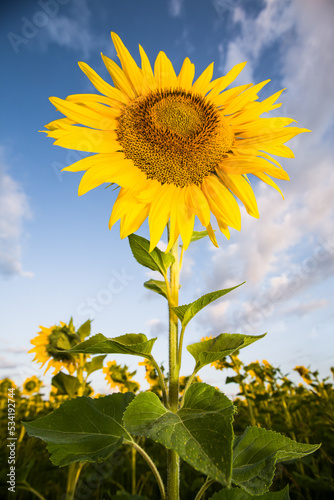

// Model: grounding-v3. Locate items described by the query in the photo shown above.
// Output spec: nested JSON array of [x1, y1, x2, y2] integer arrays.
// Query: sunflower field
[[0, 320, 333, 500]]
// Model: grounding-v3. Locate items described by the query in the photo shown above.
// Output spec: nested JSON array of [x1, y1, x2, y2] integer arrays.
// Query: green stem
[[131, 446, 137, 494], [177, 325, 186, 371], [149, 355, 169, 408], [179, 368, 198, 409], [194, 478, 216, 500], [167, 230, 180, 500], [66, 463, 84, 500], [19, 484, 47, 500], [126, 441, 166, 500]]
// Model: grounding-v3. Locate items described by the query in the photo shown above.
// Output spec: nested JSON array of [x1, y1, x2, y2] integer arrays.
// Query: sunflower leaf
[[84, 354, 107, 376], [187, 333, 266, 371], [128, 234, 174, 276], [124, 383, 235, 486], [172, 283, 244, 328], [232, 427, 321, 494], [23, 394, 134, 466], [76, 319, 91, 341], [143, 279, 168, 300], [51, 372, 80, 398], [209, 485, 290, 500], [66, 333, 157, 358]]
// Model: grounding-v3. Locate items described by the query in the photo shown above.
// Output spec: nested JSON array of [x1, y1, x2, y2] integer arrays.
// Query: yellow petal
[[253, 172, 284, 198], [208, 62, 247, 99], [78, 61, 129, 104], [211, 84, 252, 108], [49, 97, 117, 130], [111, 32, 146, 95], [78, 159, 143, 195], [231, 89, 285, 124], [184, 184, 211, 227], [63, 152, 124, 172], [148, 184, 177, 251], [202, 175, 241, 230], [178, 57, 195, 90], [221, 156, 289, 179], [101, 53, 137, 99], [50, 126, 121, 153], [66, 93, 124, 108], [139, 44, 157, 91], [206, 223, 219, 246], [120, 202, 150, 238], [177, 189, 195, 250], [217, 170, 259, 218], [154, 51, 178, 89], [192, 62, 214, 95], [223, 80, 271, 115]]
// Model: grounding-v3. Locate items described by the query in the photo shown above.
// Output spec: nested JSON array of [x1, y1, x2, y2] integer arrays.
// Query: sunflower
[[22, 376, 43, 396], [103, 360, 140, 393], [45, 32, 309, 250], [29, 322, 79, 375]]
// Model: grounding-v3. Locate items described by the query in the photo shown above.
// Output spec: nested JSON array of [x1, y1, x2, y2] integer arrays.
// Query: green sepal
[[76, 319, 91, 341], [187, 333, 266, 371], [51, 372, 80, 398], [124, 383, 235, 486], [209, 485, 290, 500], [190, 230, 212, 244], [23, 394, 134, 466], [172, 283, 244, 328], [84, 354, 107, 376], [128, 234, 174, 276], [143, 279, 168, 300], [232, 426, 321, 494], [66, 333, 157, 358]]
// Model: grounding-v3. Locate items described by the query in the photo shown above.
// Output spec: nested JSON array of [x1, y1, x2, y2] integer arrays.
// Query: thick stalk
[[167, 233, 180, 500]]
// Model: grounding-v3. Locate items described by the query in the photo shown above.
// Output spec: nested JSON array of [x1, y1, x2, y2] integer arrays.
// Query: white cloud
[[168, 0, 184, 17], [201, 0, 334, 343], [40, 0, 112, 59], [0, 148, 33, 279]]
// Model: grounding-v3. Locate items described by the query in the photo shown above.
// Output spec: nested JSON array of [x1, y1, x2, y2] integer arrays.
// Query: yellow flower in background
[[103, 360, 140, 393], [22, 376, 43, 396], [294, 365, 312, 385], [29, 321, 79, 375], [0, 378, 16, 396], [45, 33, 309, 251]]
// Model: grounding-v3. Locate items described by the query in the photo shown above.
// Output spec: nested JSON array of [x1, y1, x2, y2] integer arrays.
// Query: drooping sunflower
[[45, 33, 309, 250], [103, 360, 140, 393], [29, 322, 79, 375]]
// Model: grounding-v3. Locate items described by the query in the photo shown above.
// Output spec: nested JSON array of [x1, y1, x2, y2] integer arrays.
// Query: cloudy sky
[[1, 0, 333, 395]]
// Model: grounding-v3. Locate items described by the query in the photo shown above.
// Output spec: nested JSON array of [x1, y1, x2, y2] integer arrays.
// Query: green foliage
[[187, 333, 266, 371], [128, 234, 174, 276], [124, 383, 235, 486], [51, 372, 81, 398], [67, 333, 157, 357], [173, 284, 244, 328], [232, 427, 320, 494], [210, 485, 290, 500], [143, 279, 168, 300], [23, 394, 134, 466], [84, 354, 107, 376]]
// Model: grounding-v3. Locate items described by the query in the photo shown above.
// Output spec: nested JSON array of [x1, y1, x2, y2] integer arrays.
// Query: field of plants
[[1, 328, 333, 500]]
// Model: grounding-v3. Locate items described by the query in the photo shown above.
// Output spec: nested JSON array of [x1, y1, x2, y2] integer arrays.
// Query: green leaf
[[128, 234, 174, 276], [124, 383, 235, 486], [143, 279, 168, 300], [173, 283, 244, 328], [232, 427, 321, 494], [77, 319, 91, 341], [84, 354, 107, 376], [187, 333, 266, 371], [51, 372, 80, 398], [67, 333, 157, 358], [23, 394, 134, 466], [190, 230, 212, 243], [209, 485, 290, 500]]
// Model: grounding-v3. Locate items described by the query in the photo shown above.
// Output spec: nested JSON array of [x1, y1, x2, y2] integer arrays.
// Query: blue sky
[[1, 0, 333, 396]]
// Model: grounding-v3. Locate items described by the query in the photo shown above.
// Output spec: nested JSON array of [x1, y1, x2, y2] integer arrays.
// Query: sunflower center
[[116, 89, 234, 187]]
